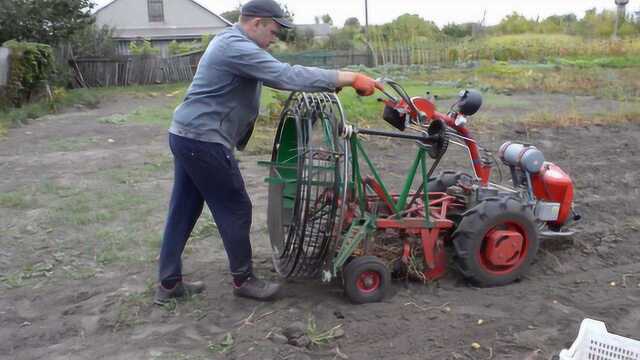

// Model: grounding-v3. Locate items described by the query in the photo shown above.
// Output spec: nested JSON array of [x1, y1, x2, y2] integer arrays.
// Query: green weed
[[306, 316, 344, 346], [0, 262, 55, 288], [207, 333, 234, 354], [114, 291, 149, 331]]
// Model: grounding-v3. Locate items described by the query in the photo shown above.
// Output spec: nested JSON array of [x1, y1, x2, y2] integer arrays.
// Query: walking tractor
[[259, 79, 580, 303]]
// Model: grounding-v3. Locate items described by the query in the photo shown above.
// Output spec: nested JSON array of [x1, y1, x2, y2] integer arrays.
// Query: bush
[[128, 40, 160, 56], [2, 40, 55, 107]]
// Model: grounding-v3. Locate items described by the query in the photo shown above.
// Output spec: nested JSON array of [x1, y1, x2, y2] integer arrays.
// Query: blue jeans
[[158, 133, 253, 283]]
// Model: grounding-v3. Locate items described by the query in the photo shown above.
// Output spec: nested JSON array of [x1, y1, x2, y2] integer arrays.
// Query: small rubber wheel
[[343, 256, 390, 304]]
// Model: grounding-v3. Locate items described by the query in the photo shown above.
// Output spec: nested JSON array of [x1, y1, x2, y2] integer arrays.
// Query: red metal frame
[[383, 98, 492, 185], [359, 174, 464, 280]]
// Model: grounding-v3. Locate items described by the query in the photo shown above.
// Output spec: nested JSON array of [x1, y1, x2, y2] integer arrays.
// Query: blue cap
[[241, 0, 293, 29]]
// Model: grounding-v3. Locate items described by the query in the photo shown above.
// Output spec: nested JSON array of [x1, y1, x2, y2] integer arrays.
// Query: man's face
[[253, 19, 281, 49]]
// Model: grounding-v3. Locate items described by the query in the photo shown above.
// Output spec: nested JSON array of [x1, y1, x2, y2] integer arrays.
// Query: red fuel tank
[[530, 162, 574, 227]]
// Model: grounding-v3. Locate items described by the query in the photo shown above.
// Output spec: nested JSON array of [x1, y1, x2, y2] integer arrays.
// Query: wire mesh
[[268, 92, 348, 278]]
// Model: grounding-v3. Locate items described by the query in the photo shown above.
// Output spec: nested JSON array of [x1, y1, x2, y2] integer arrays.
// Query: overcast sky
[[95, 0, 638, 27]]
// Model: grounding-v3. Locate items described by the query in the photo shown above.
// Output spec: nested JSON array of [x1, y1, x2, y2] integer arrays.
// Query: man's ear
[[250, 17, 262, 28]]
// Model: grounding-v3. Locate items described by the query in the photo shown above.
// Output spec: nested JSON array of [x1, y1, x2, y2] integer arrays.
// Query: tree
[[69, 24, 116, 57], [321, 14, 333, 25], [496, 12, 536, 34], [344, 17, 361, 28], [389, 14, 441, 39], [442, 23, 472, 38], [577, 8, 616, 37], [0, 0, 95, 45], [221, 8, 240, 23]]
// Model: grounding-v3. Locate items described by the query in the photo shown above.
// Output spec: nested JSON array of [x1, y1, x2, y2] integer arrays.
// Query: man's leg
[[175, 141, 253, 280], [176, 140, 280, 299], [158, 135, 205, 287]]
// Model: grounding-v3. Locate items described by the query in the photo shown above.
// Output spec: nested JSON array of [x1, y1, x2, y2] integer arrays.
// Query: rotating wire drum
[[267, 92, 348, 278]]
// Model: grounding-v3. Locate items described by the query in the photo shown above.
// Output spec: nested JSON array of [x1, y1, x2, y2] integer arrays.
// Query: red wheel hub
[[479, 223, 528, 274], [485, 230, 523, 266], [356, 271, 381, 293]]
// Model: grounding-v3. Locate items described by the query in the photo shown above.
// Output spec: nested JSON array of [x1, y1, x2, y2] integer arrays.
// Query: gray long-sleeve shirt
[[169, 24, 339, 150]]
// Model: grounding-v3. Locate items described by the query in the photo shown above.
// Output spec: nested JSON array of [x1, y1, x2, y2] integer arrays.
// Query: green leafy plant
[[3, 40, 55, 107], [128, 39, 160, 56]]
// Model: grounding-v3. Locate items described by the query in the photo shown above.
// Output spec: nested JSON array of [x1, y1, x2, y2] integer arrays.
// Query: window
[[148, 0, 164, 22]]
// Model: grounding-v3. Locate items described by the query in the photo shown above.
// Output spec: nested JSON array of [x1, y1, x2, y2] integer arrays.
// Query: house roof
[[111, 26, 227, 40], [94, 0, 232, 26]]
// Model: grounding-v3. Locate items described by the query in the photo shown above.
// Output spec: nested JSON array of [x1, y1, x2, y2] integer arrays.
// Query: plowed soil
[[1, 91, 639, 360]]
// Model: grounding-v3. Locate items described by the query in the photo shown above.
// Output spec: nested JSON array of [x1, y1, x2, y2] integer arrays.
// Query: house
[[296, 23, 333, 41], [94, 0, 232, 57]]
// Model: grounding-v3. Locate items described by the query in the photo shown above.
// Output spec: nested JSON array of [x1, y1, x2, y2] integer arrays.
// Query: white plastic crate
[[559, 318, 640, 360]]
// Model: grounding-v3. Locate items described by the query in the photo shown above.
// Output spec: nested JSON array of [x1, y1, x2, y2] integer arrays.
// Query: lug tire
[[452, 196, 539, 287], [428, 171, 472, 193]]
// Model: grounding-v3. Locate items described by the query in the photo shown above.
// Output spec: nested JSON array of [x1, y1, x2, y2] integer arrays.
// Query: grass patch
[[127, 104, 177, 125], [90, 82, 188, 99], [0, 261, 55, 289], [190, 216, 219, 241], [556, 56, 640, 69], [0, 190, 34, 208], [0, 88, 100, 136], [102, 154, 172, 184], [517, 110, 640, 129], [48, 136, 102, 152], [98, 114, 128, 125], [1, 82, 187, 137], [114, 290, 150, 331], [242, 125, 277, 155]]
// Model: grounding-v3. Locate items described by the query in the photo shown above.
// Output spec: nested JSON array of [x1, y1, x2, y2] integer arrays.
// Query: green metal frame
[[330, 133, 433, 276], [261, 109, 434, 280]]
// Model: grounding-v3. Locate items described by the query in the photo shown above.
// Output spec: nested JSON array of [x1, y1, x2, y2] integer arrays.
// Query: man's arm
[[221, 38, 382, 95]]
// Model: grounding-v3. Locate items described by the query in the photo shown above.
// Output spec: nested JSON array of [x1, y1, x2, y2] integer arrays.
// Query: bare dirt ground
[[1, 91, 639, 360]]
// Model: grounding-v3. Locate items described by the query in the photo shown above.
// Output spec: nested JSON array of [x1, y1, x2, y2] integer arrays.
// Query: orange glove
[[352, 74, 383, 96]]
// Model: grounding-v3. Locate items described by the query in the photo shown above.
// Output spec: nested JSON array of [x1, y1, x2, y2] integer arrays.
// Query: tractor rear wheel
[[343, 256, 390, 304], [452, 197, 539, 287]]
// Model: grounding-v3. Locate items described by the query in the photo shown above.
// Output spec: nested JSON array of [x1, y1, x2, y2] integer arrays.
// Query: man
[[154, 0, 383, 304]]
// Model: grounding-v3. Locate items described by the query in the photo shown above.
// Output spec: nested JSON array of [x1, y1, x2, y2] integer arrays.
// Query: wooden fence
[[69, 47, 459, 88], [70, 53, 199, 88]]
